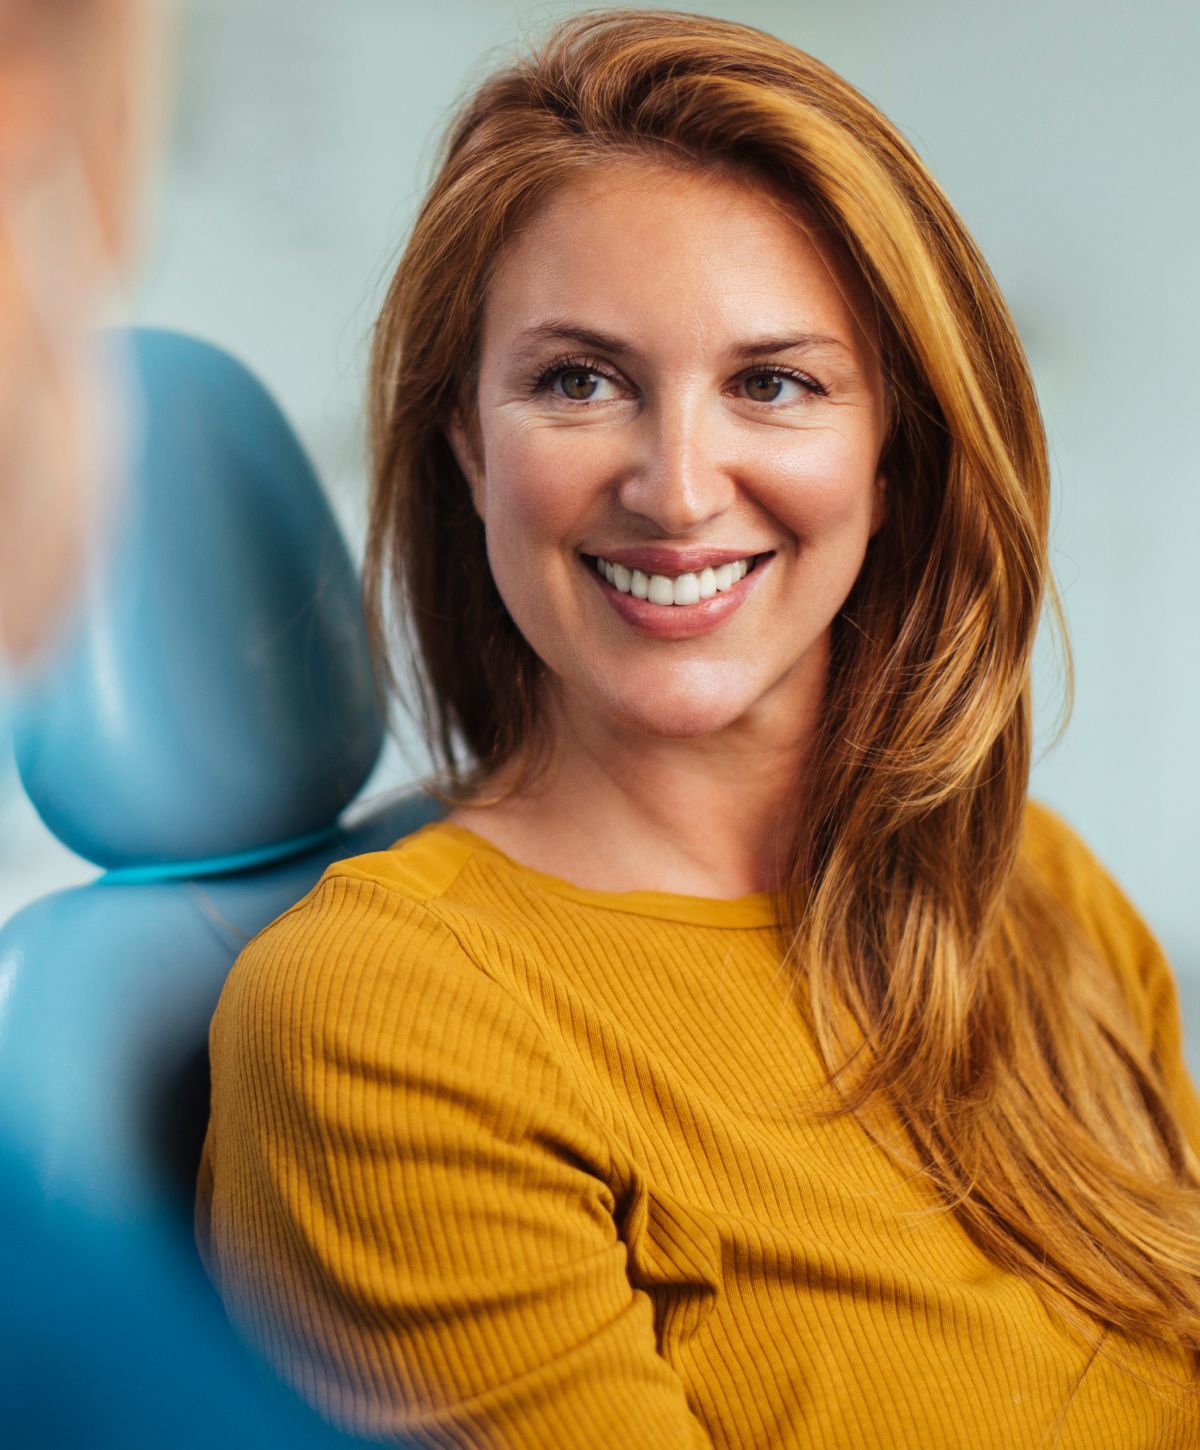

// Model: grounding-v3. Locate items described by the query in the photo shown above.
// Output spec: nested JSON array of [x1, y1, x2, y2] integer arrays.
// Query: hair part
[[363, 6, 1200, 1372]]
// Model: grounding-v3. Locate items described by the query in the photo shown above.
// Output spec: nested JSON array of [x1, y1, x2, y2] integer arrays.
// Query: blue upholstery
[[0, 1145, 367, 1448], [0, 329, 444, 1445], [12, 327, 385, 874]]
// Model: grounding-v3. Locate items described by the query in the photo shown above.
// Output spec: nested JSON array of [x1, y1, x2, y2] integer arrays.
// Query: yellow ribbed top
[[196, 799, 1200, 1447]]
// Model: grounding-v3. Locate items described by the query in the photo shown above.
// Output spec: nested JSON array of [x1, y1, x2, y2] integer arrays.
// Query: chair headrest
[[13, 327, 384, 875]]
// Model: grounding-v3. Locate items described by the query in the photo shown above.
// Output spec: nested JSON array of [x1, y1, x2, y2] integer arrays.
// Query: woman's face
[[447, 160, 889, 748]]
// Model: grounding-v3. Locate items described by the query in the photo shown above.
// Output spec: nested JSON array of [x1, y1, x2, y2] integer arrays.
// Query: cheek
[[483, 429, 600, 563], [478, 433, 595, 637], [767, 430, 881, 541]]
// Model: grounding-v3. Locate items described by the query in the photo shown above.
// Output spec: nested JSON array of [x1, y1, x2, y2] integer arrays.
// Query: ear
[[868, 468, 887, 538], [444, 409, 485, 520]]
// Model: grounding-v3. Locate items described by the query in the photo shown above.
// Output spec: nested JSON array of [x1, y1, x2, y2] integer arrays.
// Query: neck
[[448, 649, 827, 900]]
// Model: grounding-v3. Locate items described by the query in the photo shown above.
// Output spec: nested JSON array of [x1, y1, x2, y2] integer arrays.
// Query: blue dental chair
[[0, 328, 443, 1447]]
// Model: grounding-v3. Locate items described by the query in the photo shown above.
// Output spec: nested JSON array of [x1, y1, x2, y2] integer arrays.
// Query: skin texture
[[445, 160, 890, 897]]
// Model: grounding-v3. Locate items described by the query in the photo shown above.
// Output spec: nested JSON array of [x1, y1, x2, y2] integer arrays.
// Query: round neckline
[[424, 821, 783, 929]]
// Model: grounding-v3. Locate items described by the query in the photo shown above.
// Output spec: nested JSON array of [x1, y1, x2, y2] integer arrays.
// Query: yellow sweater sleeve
[[196, 870, 714, 1449]]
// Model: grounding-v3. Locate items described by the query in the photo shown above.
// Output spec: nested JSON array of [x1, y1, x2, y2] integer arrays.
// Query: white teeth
[[673, 572, 700, 606], [591, 553, 758, 605], [647, 573, 675, 606]]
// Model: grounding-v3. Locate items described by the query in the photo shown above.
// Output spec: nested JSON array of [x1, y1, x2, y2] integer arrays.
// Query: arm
[[197, 872, 714, 1449]]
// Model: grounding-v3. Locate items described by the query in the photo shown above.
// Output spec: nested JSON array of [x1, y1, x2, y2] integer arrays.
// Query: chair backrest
[[0, 328, 443, 1445]]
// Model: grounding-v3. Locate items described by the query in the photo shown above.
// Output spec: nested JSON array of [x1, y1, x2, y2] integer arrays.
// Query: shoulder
[[224, 823, 479, 987], [322, 820, 479, 906], [206, 825, 607, 1170], [1019, 796, 1174, 1045], [211, 825, 516, 1073], [1020, 797, 1157, 954]]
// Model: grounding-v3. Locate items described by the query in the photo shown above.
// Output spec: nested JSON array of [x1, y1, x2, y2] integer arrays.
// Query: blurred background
[[1, 0, 1196, 1060]]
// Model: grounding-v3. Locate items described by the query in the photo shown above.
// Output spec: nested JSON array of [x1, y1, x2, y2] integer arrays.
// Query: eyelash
[[528, 353, 829, 406]]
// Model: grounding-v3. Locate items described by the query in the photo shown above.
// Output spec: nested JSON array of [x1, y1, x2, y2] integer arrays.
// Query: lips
[[582, 545, 774, 639]]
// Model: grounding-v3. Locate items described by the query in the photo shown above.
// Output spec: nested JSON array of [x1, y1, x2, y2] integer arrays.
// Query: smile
[[579, 549, 775, 640], [587, 552, 763, 606]]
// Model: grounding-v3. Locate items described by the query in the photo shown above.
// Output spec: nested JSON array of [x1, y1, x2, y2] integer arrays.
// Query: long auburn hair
[[363, 7, 1200, 1369]]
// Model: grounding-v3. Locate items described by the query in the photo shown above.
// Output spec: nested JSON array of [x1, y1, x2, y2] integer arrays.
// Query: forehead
[[479, 159, 880, 365]]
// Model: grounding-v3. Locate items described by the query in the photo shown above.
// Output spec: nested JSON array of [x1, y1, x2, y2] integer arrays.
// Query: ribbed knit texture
[[196, 798, 1200, 1447]]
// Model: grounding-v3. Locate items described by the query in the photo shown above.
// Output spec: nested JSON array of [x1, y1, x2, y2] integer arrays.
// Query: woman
[[196, 9, 1200, 1447]]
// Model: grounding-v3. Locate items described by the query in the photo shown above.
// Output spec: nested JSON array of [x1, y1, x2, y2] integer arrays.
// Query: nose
[[615, 395, 737, 535]]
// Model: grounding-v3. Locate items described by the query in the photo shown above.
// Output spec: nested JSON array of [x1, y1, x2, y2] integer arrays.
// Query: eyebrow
[[513, 320, 854, 361]]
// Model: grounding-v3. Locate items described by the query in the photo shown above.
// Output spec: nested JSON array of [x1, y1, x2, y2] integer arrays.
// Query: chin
[[593, 668, 754, 741]]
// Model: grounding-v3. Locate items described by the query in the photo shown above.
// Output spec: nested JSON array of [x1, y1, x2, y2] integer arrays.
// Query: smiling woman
[[439, 162, 888, 751], [196, 8, 1200, 1448]]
